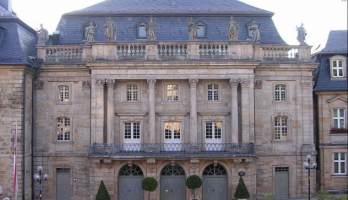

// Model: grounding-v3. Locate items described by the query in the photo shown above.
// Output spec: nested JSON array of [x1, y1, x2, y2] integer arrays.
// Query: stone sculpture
[[228, 16, 239, 41], [85, 22, 96, 42], [247, 20, 261, 41], [148, 17, 156, 41], [104, 18, 115, 41], [297, 23, 307, 45], [188, 17, 197, 40], [37, 24, 48, 45]]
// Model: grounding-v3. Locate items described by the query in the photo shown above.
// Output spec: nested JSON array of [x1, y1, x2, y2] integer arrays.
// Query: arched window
[[161, 165, 185, 176], [274, 84, 286, 101], [274, 116, 288, 140], [57, 116, 71, 141], [137, 23, 147, 39], [119, 165, 143, 176], [196, 22, 207, 38], [203, 163, 227, 176]]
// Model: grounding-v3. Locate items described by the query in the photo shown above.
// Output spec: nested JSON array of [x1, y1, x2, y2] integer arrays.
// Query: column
[[241, 79, 251, 143], [147, 79, 156, 144], [229, 79, 239, 144], [107, 79, 116, 144], [93, 79, 105, 144], [189, 79, 198, 145]]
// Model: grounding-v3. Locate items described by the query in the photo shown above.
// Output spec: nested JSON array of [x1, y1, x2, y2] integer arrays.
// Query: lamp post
[[33, 166, 48, 200], [303, 154, 317, 200]]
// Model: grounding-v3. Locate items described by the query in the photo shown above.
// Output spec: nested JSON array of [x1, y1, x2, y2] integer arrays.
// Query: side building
[[0, 0, 37, 199], [314, 30, 348, 194], [33, 0, 317, 199]]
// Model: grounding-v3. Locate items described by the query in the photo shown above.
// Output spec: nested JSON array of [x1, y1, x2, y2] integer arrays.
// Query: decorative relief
[[84, 22, 96, 42], [247, 20, 261, 41], [35, 80, 44, 90], [96, 79, 116, 86], [82, 80, 90, 89], [189, 79, 199, 87], [228, 17, 239, 41], [188, 17, 197, 40], [148, 17, 156, 41], [104, 17, 115, 41]]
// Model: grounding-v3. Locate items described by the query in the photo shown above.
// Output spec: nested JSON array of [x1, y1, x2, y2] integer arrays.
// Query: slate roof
[[66, 0, 273, 16], [0, 3, 37, 65], [314, 30, 348, 92]]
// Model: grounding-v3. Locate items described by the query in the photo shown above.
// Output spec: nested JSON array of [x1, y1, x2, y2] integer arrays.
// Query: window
[[164, 122, 181, 140], [137, 23, 147, 39], [205, 122, 222, 139], [208, 84, 219, 101], [274, 84, 286, 101], [274, 116, 288, 140], [331, 59, 344, 78], [124, 122, 140, 139], [57, 117, 71, 141], [333, 152, 347, 175], [58, 85, 70, 102], [196, 23, 207, 38], [127, 84, 138, 102], [166, 84, 179, 101], [333, 108, 346, 128]]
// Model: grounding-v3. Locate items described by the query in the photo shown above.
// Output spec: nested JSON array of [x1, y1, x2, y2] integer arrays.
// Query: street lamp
[[33, 166, 48, 200], [303, 154, 317, 200]]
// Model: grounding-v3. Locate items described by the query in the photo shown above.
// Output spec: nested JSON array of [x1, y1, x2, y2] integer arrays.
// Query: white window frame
[[274, 116, 288, 141], [137, 23, 147, 39], [333, 152, 347, 175], [196, 22, 207, 38], [274, 84, 287, 101], [124, 122, 141, 140], [330, 56, 347, 78], [332, 108, 346, 129], [163, 122, 182, 151], [127, 84, 138, 102], [207, 83, 219, 101], [58, 85, 70, 103], [56, 116, 71, 141], [166, 84, 179, 101]]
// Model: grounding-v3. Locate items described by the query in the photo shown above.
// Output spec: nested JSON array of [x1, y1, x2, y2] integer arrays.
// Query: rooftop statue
[[188, 17, 197, 40], [148, 17, 156, 41], [85, 22, 96, 42], [37, 24, 48, 45], [104, 18, 115, 41], [297, 23, 307, 45], [228, 16, 239, 41], [247, 20, 261, 42]]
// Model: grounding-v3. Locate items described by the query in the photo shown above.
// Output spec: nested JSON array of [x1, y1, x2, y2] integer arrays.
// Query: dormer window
[[137, 23, 147, 39], [330, 56, 346, 78], [196, 23, 207, 38]]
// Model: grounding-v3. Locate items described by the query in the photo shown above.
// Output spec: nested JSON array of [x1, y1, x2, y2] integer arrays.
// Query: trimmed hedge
[[96, 180, 110, 200], [234, 176, 250, 199]]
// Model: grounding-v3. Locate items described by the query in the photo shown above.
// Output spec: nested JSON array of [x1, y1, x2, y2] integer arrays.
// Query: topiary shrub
[[234, 176, 250, 199], [186, 175, 202, 200], [96, 180, 111, 200], [142, 177, 158, 199]]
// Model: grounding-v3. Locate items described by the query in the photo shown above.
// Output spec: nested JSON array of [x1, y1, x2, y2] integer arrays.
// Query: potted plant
[[142, 177, 158, 200], [96, 180, 111, 200], [186, 175, 203, 200], [234, 176, 250, 200]]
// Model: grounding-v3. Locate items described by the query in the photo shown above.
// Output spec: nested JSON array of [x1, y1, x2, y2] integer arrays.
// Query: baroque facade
[[314, 30, 348, 194], [0, 0, 319, 199]]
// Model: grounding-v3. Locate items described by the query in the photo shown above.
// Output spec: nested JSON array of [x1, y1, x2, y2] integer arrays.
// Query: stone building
[[0, 0, 317, 199], [0, 0, 37, 199], [314, 30, 348, 194]]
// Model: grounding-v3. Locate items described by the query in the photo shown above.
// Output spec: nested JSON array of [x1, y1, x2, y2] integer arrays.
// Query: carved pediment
[[327, 96, 348, 104]]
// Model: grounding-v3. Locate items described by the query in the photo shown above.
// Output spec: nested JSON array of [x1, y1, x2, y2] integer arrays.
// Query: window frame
[[163, 122, 182, 140], [196, 22, 207, 38], [126, 83, 139, 102], [333, 152, 347, 175], [205, 121, 222, 140], [332, 108, 346, 129], [274, 84, 287, 102], [273, 115, 288, 141], [165, 83, 179, 102], [207, 83, 219, 102], [124, 121, 141, 140], [56, 116, 72, 142], [57, 85, 71, 103], [137, 23, 148, 39], [330, 56, 347, 79]]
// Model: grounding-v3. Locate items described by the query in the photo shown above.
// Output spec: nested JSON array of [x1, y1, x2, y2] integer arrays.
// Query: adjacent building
[[0, 0, 37, 199], [314, 30, 348, 194]]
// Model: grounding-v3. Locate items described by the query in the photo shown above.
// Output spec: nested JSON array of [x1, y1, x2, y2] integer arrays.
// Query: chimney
[[0, 0, 12, 12]]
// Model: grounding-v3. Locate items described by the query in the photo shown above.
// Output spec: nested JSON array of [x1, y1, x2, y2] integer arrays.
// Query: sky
[[11, 0, 347, 52]]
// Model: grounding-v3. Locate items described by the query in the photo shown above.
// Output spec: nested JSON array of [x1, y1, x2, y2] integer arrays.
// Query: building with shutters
[[0, 0, 318, 199], [314, 30, 348, 194]]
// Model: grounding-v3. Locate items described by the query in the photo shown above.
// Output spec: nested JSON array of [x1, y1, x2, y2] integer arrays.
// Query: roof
[[0, 3, 37, 65], [66, 0, 273, 16], [314, 30, 348, 92], [320, 30, 347, 54]]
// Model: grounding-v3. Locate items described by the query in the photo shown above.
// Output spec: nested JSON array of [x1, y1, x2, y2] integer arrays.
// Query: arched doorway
[[118, 164, 144, 200], [202, 163, 228, 200], [160, 164, 186, 200]]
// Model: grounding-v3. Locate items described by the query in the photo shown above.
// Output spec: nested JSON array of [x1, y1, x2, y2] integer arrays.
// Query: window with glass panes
[[124, 122, 140, 139], [205, 122, 222, 139], [137, 23, 147, 38], [166, 84, 179, 101], [207, 84, 219, 101], [331, 60, 344, 78], [58, 85, 70, 102], [196, 23, 206, 38], [57, 117, 71, 141], [274, 116, 288, 140], [333, 152, 347, 175], [333, 108, 346, 128], [164, 122, 181, 139], [127, 84, 138, 101], [274, 84, 286, 101]]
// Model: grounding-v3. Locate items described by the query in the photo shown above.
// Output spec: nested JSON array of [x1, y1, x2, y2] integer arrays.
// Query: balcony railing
[[38, 42, 311, 63], [89, 143, 255, 158]]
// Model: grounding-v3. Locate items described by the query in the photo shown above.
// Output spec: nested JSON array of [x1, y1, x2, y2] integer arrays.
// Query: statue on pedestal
[[85, 22, 96, 42], [297, 23, 307, 45], [188, 17, 197, 40], [148, 17, 156, 41], [37, 24, 48, 45], [104, 18, 115, 41], [228, 16, 239, 41]]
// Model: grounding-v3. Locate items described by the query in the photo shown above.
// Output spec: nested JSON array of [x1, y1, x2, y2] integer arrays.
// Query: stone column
[[107, 79, 116, 144], [147, 79, 156, 144], [93, 79, 106, 144], [189, 79, 198, 145], [229, 79, 239, 144], [241, 79, 251, 143]]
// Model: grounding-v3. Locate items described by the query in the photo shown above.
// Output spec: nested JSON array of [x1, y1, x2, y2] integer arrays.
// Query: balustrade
[[45, 46, 83, 63], [116, 44, 146, 59]]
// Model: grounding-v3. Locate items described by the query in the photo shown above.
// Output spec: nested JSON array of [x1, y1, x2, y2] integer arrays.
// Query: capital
[[147, 79, 156, 85], [189, 79, 199, 87], [229, 78, 240, 87], [240, 79, 250, 88]]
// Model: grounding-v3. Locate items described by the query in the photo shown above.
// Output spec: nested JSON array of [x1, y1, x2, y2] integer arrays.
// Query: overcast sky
[[11, 0, 347, 52]]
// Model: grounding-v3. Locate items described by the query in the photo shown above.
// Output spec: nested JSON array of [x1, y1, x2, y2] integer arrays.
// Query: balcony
[[89, 143, 255, 159], [37, 42, 312, 64]]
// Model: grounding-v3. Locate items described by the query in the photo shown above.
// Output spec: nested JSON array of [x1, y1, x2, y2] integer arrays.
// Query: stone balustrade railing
[[37, 42, 312, 63]]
